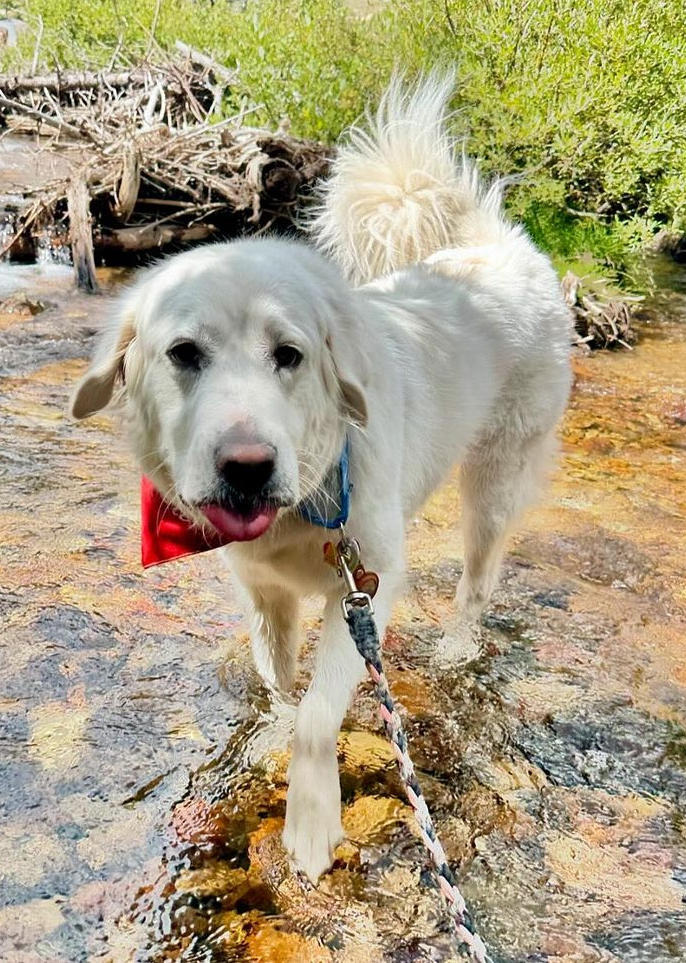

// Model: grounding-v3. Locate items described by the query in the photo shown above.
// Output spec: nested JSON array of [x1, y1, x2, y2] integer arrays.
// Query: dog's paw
[[282, 756, 343, 884], [435, 614, 481, 667]]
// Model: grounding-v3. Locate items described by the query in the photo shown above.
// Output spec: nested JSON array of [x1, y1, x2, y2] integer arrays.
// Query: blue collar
[[297, 438, 351, 529]]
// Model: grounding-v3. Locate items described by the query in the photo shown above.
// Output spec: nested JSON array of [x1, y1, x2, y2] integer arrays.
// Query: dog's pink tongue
[[200, 504, 277, 542]]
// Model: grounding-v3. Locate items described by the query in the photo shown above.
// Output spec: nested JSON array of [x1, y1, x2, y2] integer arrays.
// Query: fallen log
[[0, 69, 154, 94], [94, 221, 216, 254]]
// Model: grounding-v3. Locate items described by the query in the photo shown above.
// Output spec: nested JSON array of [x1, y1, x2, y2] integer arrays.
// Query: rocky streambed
[[0, 258, 684, 962]]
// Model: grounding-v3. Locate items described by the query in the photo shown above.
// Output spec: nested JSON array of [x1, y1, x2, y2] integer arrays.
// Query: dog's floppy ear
[[326, 329, 369, 427], [70, 307, 137, 420]]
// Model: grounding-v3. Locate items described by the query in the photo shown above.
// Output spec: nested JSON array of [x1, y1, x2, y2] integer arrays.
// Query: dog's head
[[70, 238, 369, 541]]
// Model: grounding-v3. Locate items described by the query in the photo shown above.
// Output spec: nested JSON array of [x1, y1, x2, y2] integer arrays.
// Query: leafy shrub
[[8, 0, 685, 274]]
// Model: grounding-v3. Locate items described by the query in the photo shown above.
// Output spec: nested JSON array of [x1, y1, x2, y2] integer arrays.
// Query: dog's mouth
[[199, 502, 279, 542]]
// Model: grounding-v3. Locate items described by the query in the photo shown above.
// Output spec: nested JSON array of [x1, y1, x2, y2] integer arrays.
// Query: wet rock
[[0, 292, 45, 317], [28, 693, 90, 770], [545, 832, 684, 912], [588, 909, 686, 962], [409, 557, 462, 597], [171, 899, 210, 937], [30, 604, 119, 649], [649, 229, 686, 259], [247, 923, 334, 962], [175, 863, 251, 900], [0, 331, 88, 377], [384, 666, 440, 716], [245, 817, 380, 949], [338, 730, 395, 774], [0, 825, 70, 891], [507, 677, 585, 722], [524, 531, 653, 591], [532, 588, 571, 611], [664, 723, 686, 769], [0, 897, 65, 942], [386, 934, 453, 962], [76, 805, 153, 873], [514, 703, 686, 804], [170, 796, 256, 859], [342, 795, 410, 845], [435, 815, 472, 866]]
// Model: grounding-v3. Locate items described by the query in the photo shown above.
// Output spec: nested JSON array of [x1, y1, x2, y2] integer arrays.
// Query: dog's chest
[[228, 527, 340, 597]]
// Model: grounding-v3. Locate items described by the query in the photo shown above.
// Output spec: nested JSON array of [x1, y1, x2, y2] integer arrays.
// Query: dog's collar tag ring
[[140, 439, 351, 568], [323, 528, 379, 619]]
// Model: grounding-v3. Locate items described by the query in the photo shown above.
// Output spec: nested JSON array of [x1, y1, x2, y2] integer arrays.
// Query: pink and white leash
[[330, 534, 494, 963]]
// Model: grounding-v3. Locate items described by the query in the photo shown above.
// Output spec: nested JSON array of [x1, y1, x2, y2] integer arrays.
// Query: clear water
[[0, 258, 685, 963]]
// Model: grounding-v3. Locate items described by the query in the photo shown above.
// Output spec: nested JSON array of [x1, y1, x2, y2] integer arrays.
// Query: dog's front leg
[[283, 579, 396, 884], [244, 584, 299, 695]]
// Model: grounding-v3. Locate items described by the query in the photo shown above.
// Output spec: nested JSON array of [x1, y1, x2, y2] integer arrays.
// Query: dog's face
[[70, 239, 368, 540]]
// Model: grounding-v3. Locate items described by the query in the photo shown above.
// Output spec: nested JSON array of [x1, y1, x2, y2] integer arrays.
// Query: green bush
[[7, 0, 686, 276]]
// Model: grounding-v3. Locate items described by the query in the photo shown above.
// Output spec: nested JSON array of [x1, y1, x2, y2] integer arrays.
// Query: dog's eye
[[167, 340, 204, 371], [273, 344, 303, 370]]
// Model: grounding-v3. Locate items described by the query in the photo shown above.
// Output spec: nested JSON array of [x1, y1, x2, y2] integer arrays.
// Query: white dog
[[70, 75, 571, 883]]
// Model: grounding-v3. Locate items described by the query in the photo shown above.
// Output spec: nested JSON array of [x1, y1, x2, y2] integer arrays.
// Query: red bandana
[[140, 476, 229, 568]]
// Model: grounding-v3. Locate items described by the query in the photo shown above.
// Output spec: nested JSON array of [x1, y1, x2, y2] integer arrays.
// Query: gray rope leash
[[327, 533, 493, 963]]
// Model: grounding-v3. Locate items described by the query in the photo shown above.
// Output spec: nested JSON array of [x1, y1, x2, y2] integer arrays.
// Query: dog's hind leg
[[245, 585, 300, 695], [455, 427, 557, 622]]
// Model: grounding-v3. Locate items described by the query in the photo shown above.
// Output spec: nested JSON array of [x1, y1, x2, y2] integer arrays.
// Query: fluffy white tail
[[311, 73, 512, 284]]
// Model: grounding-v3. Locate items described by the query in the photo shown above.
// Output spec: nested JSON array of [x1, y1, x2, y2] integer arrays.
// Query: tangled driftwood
[[561, 271, 641, 350], [0, 52, 642, 348], [0, 47, 331, 290]]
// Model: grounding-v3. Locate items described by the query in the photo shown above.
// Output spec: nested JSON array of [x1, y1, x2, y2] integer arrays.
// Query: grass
[[4, 0, 685, 284]]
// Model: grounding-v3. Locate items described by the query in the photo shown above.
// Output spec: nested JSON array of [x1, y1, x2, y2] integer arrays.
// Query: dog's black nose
[[216, 442, 276, 497]]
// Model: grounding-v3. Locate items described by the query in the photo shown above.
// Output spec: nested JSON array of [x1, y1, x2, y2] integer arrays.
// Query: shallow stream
[[0, 257, 684, 962]]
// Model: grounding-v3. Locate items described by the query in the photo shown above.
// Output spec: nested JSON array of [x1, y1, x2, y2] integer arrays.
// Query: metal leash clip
[[323, 525, 379, 620]]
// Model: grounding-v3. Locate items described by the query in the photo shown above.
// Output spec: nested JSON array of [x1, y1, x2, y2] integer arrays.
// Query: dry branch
[[112, 144, 141, 224], [0, 92, 88, 139], [173, 41, 237, 84]]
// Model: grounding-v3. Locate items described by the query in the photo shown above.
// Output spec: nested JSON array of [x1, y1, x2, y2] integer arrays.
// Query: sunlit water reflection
[[0, 257, 685, 962]]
